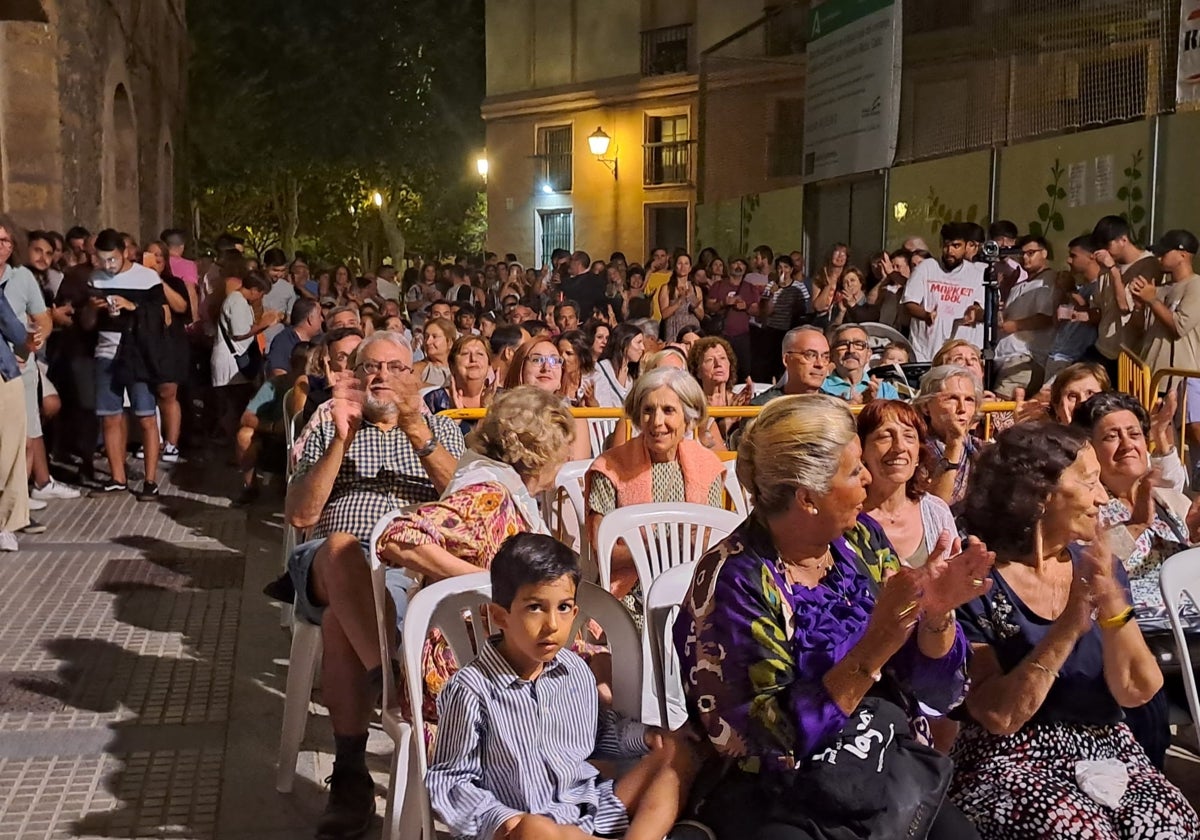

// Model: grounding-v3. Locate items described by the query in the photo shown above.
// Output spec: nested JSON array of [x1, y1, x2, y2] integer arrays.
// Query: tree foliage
[[187, 0, 485, 265]]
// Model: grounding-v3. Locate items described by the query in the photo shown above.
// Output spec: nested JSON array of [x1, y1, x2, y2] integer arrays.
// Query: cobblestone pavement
[[0, 455, 392, 840], [3, 453, 1200, 839]]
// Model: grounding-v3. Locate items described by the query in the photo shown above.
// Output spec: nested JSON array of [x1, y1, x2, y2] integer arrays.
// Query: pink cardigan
[[586, 436, 726, 509]]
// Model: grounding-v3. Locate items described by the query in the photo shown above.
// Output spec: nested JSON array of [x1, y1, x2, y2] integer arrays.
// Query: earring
[[807, 505, 819, 515]]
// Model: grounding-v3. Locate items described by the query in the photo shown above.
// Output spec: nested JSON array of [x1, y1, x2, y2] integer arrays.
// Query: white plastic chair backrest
[[595, 502, 741, 594], [386, 570, 645, 776], [1159, 547, 1200, 752], [731, 382, 773, 397], [723, 459, 752, 518], [645, 561, 697, 729], [859, 322, 915, 359], [587, 418, 618, 457], [538, 458, 594, 576]]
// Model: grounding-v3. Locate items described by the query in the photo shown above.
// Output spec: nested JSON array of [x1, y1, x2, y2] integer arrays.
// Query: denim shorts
[[94, 356, 157, 417], [287, 536, 416, 635]]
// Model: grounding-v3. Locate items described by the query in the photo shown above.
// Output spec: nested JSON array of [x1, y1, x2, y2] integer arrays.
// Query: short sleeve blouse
[[955, 545, 1132, 728]]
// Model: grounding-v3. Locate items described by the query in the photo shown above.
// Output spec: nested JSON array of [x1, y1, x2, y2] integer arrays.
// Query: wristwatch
[[939, 457, 962, 471], [413, 436, 438, 458]]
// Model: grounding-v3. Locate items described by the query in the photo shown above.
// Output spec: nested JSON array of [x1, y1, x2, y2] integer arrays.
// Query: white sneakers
[[0, 531, 17, 551], [27, 496, 47, 510], [30, 479, 82, 501], [135, 443, 181, 463]]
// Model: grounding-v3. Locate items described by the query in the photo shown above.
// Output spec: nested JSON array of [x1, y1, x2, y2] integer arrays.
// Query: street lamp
[[372, 191, 383, 208], [588, 126, 618, 180]]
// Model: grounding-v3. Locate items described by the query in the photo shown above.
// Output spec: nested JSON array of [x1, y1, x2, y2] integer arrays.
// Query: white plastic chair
[[594, 502, 741, 595], [538, 458, 593, 577], [371, 566, 643, 840], [586, 418, 619, 457], [645, 561, 697, 730], [275, 616, 322, 792], [723, 458, 752, 518], [1160, 547, 1200, 753]]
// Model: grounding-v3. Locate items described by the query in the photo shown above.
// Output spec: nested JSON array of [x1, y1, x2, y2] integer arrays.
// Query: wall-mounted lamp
[[588, 127, 618, 180], [476, 155, 489, 182]]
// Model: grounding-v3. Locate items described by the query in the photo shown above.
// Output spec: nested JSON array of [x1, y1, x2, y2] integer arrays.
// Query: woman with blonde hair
[[375, 386, 577, 720], [675, 394, 989, 840], [504, 338, 592, 460]]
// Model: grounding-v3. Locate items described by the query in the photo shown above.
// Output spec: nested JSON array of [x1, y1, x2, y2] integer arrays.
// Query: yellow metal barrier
[[1119, 345, 1154, 411], [438, 402, 1020, 440], [1149, 367, 1200, 461]]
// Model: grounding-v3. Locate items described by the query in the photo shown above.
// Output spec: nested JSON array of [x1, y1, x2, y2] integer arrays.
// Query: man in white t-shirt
[[85, 229, 167, 500], [374, 264, 401, 302], [993, 235, 1057, 397], [902, 222, 987, 362]]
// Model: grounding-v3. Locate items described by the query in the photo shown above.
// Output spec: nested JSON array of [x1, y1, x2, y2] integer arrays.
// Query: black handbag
[[767, 696, 953, 840]]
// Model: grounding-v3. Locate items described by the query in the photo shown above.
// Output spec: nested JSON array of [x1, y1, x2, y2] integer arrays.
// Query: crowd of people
[[3, 208, 1200, 839]]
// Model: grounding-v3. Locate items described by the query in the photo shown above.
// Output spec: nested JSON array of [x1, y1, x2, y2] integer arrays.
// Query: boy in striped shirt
[[427, 533, 699, 840]]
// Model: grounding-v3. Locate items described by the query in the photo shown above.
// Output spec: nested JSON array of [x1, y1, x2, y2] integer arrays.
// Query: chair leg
[[382, 728, 407, 840], [276, 621, 321, 793]]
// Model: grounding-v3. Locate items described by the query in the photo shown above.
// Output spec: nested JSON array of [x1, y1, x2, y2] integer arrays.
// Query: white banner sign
[[1179, 0, 1200, 106], [802, 0, 902, 183]]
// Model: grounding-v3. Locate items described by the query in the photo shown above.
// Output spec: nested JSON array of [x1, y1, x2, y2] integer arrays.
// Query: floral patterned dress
[[376, 478, 534, 723]]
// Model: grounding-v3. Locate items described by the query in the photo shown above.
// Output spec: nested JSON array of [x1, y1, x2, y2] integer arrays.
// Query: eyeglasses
[[785, 350, 831, 363], [1021, 247, 1045, 257], [0, 238, 12, 248], [831, 339, 869, 352], [356, 360, 413, 376], [525, 353, 564, 368]]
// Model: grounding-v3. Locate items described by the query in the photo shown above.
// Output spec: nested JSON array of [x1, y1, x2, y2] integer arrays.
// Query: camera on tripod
[[979, 240, 1022, 263]]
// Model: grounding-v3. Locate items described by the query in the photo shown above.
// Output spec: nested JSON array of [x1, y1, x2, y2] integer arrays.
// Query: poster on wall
[[802, 0, 902, 183], [1180, 0, 1200, 106]]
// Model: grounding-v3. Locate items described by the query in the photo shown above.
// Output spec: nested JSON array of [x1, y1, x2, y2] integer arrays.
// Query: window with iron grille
[[536, 125, 572, 192], [539, 211, 573, 264], [767, 98, 805, 178], [641, 25, 692, 76], [644, 115, 691, 186]]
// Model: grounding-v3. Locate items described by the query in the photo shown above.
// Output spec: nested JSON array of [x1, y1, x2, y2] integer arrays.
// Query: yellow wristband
[[1097, 606, 1134, 631]]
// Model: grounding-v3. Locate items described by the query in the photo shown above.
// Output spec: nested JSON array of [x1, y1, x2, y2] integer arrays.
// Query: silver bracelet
[[1030, 660, 1059, 679]]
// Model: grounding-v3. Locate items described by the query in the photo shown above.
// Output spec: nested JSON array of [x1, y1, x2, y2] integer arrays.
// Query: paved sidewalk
[[0, 456, 392, 840], [3, 454, 1200, 839]]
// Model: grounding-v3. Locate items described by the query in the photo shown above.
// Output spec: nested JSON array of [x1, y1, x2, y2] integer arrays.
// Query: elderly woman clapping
[[674, 395, 993, 840], [916, 365, 986, 506], [952, 422, 1197, 838], [585, 367, 727, 598]]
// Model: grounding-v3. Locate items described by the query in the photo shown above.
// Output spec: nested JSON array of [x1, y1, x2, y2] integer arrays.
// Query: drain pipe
[[1147, 114, 1162, 243]]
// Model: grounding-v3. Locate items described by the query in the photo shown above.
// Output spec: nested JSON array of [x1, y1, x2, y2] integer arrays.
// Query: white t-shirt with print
[[901, 258, 986, 361]]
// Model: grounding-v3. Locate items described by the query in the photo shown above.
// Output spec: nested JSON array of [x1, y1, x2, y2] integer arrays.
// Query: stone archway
[[104, 83, 139, 233]]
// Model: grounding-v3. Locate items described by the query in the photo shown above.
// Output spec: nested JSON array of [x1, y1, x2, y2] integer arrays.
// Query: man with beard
[[283, 330, 465, 840], [902, 221, 988, 362], [820, 324, 900, 403]]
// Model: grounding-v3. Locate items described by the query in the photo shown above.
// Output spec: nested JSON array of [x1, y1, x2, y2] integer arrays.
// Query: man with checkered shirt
[[284, 330, 465, 840]]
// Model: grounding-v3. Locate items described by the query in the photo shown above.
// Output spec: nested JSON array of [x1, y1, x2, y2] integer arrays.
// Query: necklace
[[781, 549, 835, 587]]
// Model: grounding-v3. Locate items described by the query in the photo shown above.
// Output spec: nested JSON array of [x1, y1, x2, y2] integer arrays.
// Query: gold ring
[[972, 578, 985, 587], [898, 602, 918, 618]]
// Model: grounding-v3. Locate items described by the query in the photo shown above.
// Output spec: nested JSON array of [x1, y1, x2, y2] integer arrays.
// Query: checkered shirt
[[293, 414, 466, 542]]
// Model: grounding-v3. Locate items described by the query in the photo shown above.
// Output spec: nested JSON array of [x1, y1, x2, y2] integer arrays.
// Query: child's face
[[493, 574, 579, 677], [881, 348, 909, 366]]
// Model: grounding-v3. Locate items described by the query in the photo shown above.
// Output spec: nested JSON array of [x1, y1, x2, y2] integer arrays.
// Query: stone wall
[[0, 0, 186, 241]]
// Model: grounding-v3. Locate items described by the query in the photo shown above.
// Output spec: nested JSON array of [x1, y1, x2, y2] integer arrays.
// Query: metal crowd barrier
[[437, 402, 1021, 443], [1119, 345, 1154, 411]]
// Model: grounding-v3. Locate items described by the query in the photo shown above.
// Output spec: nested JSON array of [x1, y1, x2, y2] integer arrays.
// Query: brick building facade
[[0, 0, 186, 240]]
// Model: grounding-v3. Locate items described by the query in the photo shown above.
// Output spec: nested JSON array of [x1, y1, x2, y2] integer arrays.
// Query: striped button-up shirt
[[427, 638, 648, 840]]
